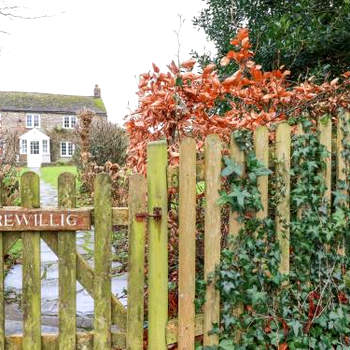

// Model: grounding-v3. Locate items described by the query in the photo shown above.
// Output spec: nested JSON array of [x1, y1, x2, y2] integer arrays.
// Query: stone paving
[[5, 169, 127, 334]]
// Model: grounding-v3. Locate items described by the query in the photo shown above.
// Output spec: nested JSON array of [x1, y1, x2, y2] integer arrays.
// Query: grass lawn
[[17, 166, 79, 188], [40, 166, 78, 188]]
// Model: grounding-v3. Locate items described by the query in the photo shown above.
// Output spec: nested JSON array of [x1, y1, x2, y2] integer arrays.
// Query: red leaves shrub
[[126, 28, 350, 173]]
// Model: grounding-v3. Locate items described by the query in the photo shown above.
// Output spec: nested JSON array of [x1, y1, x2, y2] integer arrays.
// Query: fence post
[[127, 174, 147, 350], [254, 126, 269, 220], [58, 173, 77, 350], [147, 140, 168, 350], [336, 110, 350, 255], [21, 171, 41, 350], [336, 110, 350, 205], [178, 137, 196, 350], [0, 179, 4, 350], [275, 123, 291, 277], [94, 173, 112, 350], [229, 133, 245, 237], [319, 116, 332, 207], [203, 135, 222, 346]]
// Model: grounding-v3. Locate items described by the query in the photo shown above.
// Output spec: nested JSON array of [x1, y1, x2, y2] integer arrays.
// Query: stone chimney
[[94, 84, 101, 98]]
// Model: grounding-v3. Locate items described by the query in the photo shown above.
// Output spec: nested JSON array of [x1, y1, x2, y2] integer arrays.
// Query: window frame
[[60, 141, 75, 157], [42, 140, 48, 154], [20, 139, 27, 154], [30, 141, 40, 155], [62, 115, 77, 129], [26, 114, 40, 128]]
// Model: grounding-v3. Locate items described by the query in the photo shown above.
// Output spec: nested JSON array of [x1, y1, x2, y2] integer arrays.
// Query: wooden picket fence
[[0, 111, 347, 349], [125, 112, 348, 350]]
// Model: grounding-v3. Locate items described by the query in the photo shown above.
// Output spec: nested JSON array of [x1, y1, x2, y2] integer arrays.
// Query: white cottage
[[0, 85, 107, 167]]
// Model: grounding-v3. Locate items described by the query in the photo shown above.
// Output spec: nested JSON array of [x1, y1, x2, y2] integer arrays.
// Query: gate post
[[147, 140, 168, 350], [127, 174, 147, 350], [58, 172, 77, 350], [21, 172, 41, 350], [94, 173, 112, 350]]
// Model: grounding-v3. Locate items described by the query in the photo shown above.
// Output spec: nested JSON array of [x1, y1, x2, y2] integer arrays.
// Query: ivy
[[200, 120, 350, 349]]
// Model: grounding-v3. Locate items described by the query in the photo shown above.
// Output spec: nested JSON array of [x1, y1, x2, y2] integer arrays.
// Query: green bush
[[74, 119, 128, 167]]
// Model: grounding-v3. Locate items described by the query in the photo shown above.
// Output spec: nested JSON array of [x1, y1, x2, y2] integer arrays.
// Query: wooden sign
[[0, 207, 91, 231]]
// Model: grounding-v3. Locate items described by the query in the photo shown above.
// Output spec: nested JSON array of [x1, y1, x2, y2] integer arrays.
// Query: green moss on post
[[21, 172, 41, 350], [147, 140, 168, 350], [127, 174, 147, 350], [58, 173, 76, 350], [94, 173, 112, 350], [0, 179, 4, 350]]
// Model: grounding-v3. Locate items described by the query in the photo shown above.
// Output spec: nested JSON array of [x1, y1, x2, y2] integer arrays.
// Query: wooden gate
[[0, 171, 127, 349]]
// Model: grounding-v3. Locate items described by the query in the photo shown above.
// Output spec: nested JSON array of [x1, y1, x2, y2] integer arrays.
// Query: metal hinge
[[135, 207, 162, 222]]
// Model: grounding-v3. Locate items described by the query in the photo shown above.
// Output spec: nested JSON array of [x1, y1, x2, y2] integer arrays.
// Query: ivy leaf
[[289, 319, 302, 337], [219, 339, 235, 350], [221, 156, 242, 177], [228, 187, 250, 209]]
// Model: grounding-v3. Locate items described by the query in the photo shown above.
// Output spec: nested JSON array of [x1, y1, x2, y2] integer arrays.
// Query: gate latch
[[135, 207, 162, 222]]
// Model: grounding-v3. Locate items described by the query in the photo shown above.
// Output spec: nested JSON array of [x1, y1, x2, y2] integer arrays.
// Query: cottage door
[[27, 140, 42, 168]]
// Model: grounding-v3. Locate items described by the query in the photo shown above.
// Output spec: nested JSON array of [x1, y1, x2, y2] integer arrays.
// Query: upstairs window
[[63, 115, 77, 129], [26, 114, 40, 128], [20, 139, 27, 154]]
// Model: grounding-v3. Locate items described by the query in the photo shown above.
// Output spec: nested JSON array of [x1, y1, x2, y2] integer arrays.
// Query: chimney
[[94, 84, 101, 98]]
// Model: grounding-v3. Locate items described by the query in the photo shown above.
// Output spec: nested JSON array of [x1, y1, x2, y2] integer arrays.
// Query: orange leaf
[[331, 77, 339, 86], [220, 56, 230, 66], [181, 59, 196, 70], [152, 63, 159, 73]]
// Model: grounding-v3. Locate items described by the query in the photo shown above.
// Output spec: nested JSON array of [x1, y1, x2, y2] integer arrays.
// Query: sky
[[0, 0, 215, 125]]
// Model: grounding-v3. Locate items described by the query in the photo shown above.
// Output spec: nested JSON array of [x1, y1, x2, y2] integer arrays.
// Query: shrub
[[74, 118, 128, 167], [75, 111, 129, 207], [0, 164, 20, 205], [125, 28, 350, 174]]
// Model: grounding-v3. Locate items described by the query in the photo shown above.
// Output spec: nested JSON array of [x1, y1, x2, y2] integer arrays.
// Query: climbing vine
[[201, 117, 350, 349]]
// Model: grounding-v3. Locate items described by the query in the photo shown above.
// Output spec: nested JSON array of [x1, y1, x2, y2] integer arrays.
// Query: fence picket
[[229, 133, 245, 237], [178, 137, 196, 350], [147, 140, 168, 350], [296, 123, 304, 220], [336, 110, 350, 205], [203, 135, 222, 346], [58, 173, 77, 350], [94, 173, 112, 349], [0, 181, 4, 350], [127, 174, 147, 350], [275, 123, 291, 277], [254, 126, 269, 219], [228, 133, 245, 342], [21, 172, 41, 350], [318, 116, 332, 207], [336, 110, 350, 255]]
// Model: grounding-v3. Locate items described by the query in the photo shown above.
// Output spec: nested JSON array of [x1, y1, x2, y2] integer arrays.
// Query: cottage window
[[26, 114, 40, 128], [20, 139, 27, 154], [71, 116, 76, 128], [61, 142, 75, 157], [30, 141, 39, 155], [63, 115, 77, 129], [42, 140, 48, 153]]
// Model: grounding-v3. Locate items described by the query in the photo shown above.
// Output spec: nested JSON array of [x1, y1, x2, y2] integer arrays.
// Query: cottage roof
[[0, 91, 107, 115]]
